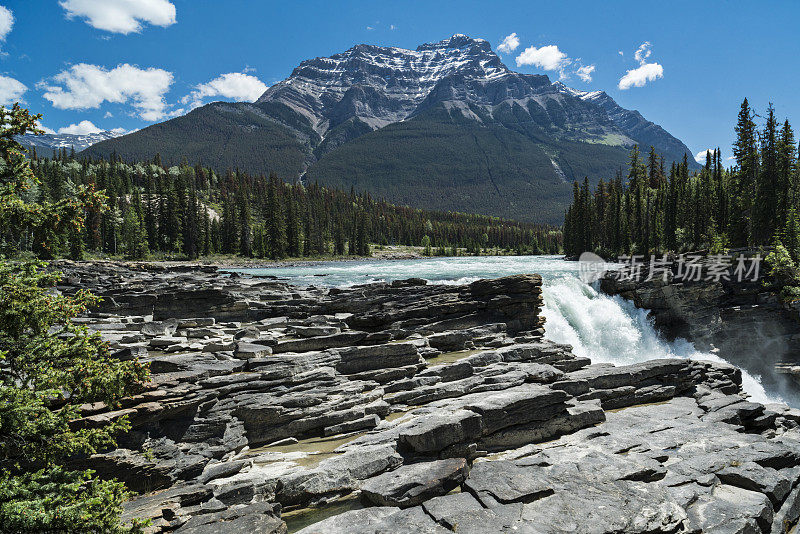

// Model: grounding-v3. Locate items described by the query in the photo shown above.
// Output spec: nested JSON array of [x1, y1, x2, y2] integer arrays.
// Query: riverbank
[[60, 244, 554, 269], [55, 262, 800, 533], [59, 245, 423, 269]]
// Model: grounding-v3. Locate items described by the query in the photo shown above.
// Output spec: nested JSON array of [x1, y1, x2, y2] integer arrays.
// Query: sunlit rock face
[[56, 262, 800, 533]]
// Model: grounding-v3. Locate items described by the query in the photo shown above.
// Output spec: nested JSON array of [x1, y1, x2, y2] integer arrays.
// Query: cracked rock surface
[[53, 262, 800, 533]]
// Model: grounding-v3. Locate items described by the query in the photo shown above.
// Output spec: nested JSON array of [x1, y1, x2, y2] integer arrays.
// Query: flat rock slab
[[234, 342, 273, 359], [336, 343, 422, 374], [458, 383, 569, 433], [295, 506, 449, 534], [272, 332, 367, 354], [360, 458, 469, 507], [397, 409, 484, 453], [174, 501, 286, 533]]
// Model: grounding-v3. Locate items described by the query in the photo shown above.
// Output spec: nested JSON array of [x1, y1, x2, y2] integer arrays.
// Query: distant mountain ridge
[[20, 130, 126, 156], [83, 35, 697, 223]]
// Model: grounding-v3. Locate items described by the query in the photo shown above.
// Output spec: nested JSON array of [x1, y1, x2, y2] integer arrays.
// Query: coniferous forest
[[563, 99, 800, 262], [14, 151, 563, 261]]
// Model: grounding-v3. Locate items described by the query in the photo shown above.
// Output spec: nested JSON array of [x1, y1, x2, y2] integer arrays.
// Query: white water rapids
[[230, 255, 783, 405]]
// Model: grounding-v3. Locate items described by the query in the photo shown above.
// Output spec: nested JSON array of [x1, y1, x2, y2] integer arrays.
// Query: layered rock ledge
[[54, 262, 800, 533]]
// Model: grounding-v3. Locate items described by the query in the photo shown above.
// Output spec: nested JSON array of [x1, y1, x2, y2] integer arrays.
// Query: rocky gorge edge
[[52, 261, 800, 533], [599, 256, 800, 399]]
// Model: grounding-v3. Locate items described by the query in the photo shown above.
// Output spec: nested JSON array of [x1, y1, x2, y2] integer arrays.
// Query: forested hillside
[[22, 152, 562, 261], [563, 99, 799, 260]]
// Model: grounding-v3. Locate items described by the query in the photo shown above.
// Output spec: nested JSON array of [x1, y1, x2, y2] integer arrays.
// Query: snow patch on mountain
[[18, 130, 128, 154], [253, 34, 692, 159], [258, 34, 511, 134]]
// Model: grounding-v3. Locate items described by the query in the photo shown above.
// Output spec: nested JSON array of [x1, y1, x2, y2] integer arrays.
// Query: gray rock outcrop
[[51, 262, 800, 533]]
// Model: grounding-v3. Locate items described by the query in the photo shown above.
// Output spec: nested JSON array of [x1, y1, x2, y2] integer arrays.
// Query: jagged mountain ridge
[[83, 35, 697, 223], [20, 130, 126, 156], [259, 35, 513, 134], [258, 35, 648, 159], [553, 82, 695, 165]]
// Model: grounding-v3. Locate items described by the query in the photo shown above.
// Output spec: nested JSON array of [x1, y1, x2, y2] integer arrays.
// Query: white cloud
[[515, 44, 569, 72], [181, 72, 268, 110], [0, 5, 13, 44], [618, 62, 663, 90], [694, 149, 714, 164], [634, 41, 652, 64], [57, 120, 103, 135], [59, 0, 176, 34], [40, 63, 174, 121], [497, 32, 520, 54], [576, 64, 595, 83], [34, 120, 56, 134], [618, 41, 663, 90], [0, 74, 26, 104]]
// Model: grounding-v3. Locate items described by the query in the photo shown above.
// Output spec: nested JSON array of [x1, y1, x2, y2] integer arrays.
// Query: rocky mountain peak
[[256, 34, 511, 133], [415, 33, 492, 52]]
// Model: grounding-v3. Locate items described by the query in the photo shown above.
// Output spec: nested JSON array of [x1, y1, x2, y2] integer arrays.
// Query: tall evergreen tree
[[265, 174, 286, 259], [754, 103, 780, 243], [731, 98, 759, 246], [286, 188, 301, 257], [777, 119, 796, 223]]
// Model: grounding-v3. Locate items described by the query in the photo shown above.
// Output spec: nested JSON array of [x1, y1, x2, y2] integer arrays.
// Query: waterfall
[[541, 272, 780, 405]]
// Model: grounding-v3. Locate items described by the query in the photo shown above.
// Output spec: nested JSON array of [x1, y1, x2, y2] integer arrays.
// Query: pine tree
[[68, 223, 84, 260], [164, 184, 182, 254], [219, 190, 238, 254], [754, 103, 779, 243], [184, 182, 201, 259], [784, 207, 800, 262], [777, 120, 796, 225], [238, 185, 252, 257], [286, 189, 301, 257], [421, 235, 432, 256], [356, 210, 369, 256], [143, 174, 157, 251], [647, 146, 664, 188], [252, 223, 265, 258], [265, 174, 286, 259], [0, 105, 148, 532], [333, 219, 346, 256], [202, 211, 211, 255], [121, 205, 147, 259], [628, 146, 646, 250], [210, 217, 222, 254], [731, 98, 759, 246]]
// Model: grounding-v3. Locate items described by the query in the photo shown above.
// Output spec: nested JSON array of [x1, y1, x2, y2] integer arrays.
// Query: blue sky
[[2, 0, 799, 163]]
